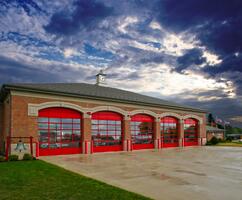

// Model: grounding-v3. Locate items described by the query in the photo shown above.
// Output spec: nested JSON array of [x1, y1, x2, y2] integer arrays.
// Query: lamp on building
[[15, 139, 27, 152]]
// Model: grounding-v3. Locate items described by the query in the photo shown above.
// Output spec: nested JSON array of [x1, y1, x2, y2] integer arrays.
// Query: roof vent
[[96, 70, 107, 86]]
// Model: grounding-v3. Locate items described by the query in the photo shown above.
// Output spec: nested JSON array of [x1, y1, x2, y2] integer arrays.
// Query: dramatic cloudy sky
[[0, 0, 242, 127]]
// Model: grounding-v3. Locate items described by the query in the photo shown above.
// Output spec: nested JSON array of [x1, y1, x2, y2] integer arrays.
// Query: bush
[[218, 139, 226, 143], [23, 153, 33, 161], [0, 155, 6, 162], [8, 154, 19, 161], [210, 137, 219, 145]]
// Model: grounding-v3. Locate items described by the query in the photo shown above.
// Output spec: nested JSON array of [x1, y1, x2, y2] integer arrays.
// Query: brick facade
[[1, 91, 207, 156], [0, 97, 11, 152], [207, 132, 224, 141]]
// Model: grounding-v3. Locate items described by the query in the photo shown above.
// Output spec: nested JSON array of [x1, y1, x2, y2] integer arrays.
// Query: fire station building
[[0, 72, 207, 157]]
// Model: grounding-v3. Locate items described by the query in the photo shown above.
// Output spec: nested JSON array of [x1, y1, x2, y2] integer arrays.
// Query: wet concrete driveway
[[41, 147, 242, 200]]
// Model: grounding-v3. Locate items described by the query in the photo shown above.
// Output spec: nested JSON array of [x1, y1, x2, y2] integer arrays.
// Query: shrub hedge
[[23, 153, 33, 161], [8, 155, 19, 161]]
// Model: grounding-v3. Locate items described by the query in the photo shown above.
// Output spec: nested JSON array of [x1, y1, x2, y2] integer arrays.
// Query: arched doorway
[[91, 111, 123, 152], [184, 118, 199, 146], [38, 107, 82, 156], [131, 114, 154, 150], [160, 116, 179, 148]]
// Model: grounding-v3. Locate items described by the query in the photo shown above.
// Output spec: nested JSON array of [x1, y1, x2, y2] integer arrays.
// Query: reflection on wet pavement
[[41, 147, 242, 200]]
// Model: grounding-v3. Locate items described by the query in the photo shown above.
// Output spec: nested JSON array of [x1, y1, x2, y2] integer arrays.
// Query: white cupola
[[96, 69, 107, 86]]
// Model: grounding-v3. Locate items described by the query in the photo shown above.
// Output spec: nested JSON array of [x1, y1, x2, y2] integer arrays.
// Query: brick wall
[[7, 93, 207, 152], [207, 132, 224, 141], [0, 97, 11, 152]]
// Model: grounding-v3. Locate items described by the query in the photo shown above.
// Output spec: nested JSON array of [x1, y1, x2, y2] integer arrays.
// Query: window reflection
[[38, 117, 81, 149], [50, 118, 61, 123], [38, 118, 48, 123], [184, 119, 198, 142], [131, 121, 153, 144], [91, 119, 122, 147], [160, 117, 178, 144]]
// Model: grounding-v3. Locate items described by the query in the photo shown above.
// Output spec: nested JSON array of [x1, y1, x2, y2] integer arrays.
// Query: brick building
[[0, 72, 207, 157], [206, 126, 225, 141]]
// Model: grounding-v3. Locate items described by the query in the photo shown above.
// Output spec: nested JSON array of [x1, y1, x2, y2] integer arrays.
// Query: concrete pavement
[[41, 147, 242, 200]]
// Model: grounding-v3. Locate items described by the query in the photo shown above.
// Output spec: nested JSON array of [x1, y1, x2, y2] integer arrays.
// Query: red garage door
[[91, 111, 123, 153], [131, 114, 154, 150], [38, 107, 82, 156], [184, 118, 198, 146], [160, 117, 179, 148]]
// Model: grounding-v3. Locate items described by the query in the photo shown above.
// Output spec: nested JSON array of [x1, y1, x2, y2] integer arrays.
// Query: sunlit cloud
[[202, 50, 222, 66], [149, 21, 163, 30], [118, 16, 138, 34], [1, 0, 242, 127], [163, 33, 198, 56], [63, 48, 77, 58], [230, 116, 242, 123]]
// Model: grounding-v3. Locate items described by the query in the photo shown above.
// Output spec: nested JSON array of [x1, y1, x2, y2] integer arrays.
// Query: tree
[[217, 123, 224, 129], [207, 113, 215, 126]]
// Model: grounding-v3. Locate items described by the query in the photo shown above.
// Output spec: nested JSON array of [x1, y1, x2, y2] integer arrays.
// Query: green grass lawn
[[216, 142, 242, 147], [0, 160, 151, 200]]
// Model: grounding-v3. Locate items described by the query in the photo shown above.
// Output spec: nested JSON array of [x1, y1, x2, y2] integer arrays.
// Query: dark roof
[[1, 83, 206, 113], [206, 126, 225, 132]]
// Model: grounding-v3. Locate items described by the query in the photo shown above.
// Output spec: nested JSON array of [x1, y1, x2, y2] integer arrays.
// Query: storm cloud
[[0, 0, 242, 127]]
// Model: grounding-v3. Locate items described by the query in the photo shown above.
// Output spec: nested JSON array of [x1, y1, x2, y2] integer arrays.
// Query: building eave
[[2, 84, 207, 114]]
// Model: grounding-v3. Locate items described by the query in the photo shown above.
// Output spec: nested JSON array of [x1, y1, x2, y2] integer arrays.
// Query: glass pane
[[108, 120, 116, 125], [73, 133, 81, 141], [73, 124, 80, 129], [73, 130, 81, 135], [62, 130, 72, 142], [114, 135, 121, 140], [39, 130, 48, 142], [62, 124, 72, 129], [49, 130, 61, 142], [92, 120, 98, 125], [99, 130, 107, 135], [49, 143, 61, 149], [92, 125, 98, 130], [72, 142, 80, 147], [108, 125, 115, 130], [62, 118, 72, 123], [99, 120, 107, 124], [39, 143, 49, 149], [92, 130, 98, 135], [99, 125, 107, 130], [62, 142, 80, 148], [49, 123, 61, 129], [108, 131, 116, 135], [38, 123, 48, 129], [73, 119, 80, 123], [38, 118, 48, 123], [49, 118, 60, 123], [116, 130, 121, 135], [39, 130, 48, 136]]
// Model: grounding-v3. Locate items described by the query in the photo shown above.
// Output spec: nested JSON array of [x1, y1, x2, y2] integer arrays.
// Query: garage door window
[[160, 117, 179, 147], [38, 108, 82, 151]]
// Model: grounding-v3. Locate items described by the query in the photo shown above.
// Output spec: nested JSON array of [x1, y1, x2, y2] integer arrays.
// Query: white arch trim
[[28, 102, 86, 116], [89, 106, 128, 116], [129, 109, 158, 118], [183, 114, 203, 124], [159, 112, 182, 120]]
